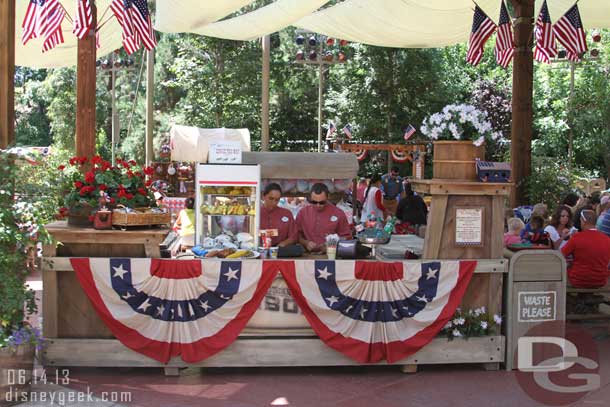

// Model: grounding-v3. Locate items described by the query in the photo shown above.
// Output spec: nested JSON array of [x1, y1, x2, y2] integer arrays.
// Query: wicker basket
[[112, 206, 171, 228]]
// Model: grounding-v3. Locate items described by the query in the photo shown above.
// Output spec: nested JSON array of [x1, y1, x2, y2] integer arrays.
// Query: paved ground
[[13, 265, 610, 407]]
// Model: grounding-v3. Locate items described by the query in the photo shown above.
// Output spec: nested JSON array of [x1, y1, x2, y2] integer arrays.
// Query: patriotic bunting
[[534, 0, 557, 63], [276, 260, 477, 363], [72, 0, 92, 39], [70, 258, 276, 363], [466, 5, 496, 66], [553, 4, 587, 62], [494, 1, 514, 68], [390, 149, 410, 163]]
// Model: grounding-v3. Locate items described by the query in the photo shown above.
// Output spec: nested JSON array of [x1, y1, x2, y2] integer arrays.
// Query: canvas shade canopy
[[13, 0, 610, 68]]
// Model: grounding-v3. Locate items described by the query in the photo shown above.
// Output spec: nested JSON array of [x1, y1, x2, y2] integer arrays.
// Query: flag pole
[[0, 0, 15, 149]]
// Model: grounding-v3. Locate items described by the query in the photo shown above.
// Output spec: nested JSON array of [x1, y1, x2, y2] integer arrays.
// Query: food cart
[[41, 151, 512, 375]]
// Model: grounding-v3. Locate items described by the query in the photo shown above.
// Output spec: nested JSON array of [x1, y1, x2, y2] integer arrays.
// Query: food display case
[[195, 164, 260, 247]]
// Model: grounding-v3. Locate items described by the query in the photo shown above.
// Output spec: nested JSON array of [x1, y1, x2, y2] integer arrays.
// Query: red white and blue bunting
[[70, 258, 476, 364]]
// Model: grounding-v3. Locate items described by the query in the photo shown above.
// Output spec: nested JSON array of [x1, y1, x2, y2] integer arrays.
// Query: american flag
[[553, 4, 587, 62], [403, 124, 416, 141], [129, 0, 157, 51], [342, 124, 352, 139], [40, 0, 66, 53], [325, 122, 336, 140], [22, 0, 44, 45], [534, 0, 557, 63], [494, 1, 514, 68], [73, 0, 92, 39], [111, 0, 139, 54], [466, 5, 496, 66]]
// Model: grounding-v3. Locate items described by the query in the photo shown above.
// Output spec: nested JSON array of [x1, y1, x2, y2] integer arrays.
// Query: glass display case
[[195, 164, 261, 246]]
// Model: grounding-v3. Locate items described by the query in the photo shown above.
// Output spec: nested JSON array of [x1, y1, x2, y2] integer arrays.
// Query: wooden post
[[0, 0, 15, 149], [261, 35, 270, 151], [510, 0, 535, 207], [75, 3, 97, 159], [145, 49, 154, 165]]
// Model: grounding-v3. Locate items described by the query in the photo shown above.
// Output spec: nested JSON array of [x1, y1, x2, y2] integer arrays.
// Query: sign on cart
[[518, 291, 556, 322], [209, 140, 242, 164]]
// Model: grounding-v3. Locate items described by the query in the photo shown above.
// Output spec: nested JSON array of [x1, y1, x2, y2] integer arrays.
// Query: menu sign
[[455, 208, 483, 246], [209, 140, 242, 164], [518, 291, 556, 322]]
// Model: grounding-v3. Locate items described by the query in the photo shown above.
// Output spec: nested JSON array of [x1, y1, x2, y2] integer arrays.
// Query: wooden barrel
[[432, 140, 485, 181], [0, 343, 35, 406]]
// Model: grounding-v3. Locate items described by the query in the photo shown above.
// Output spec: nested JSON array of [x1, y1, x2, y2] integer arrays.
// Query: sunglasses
[[309, 199, 327, 206]]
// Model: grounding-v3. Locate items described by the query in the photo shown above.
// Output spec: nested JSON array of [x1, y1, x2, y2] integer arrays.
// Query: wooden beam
[[0, 0, 15, 149], [75, 3, 97, 159], [510, 0, 535, 206], [261, 35, 270, 151]]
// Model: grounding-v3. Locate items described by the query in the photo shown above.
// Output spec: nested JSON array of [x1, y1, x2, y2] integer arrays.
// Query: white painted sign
[[518, 291, 557, 322], [455, 208, 483, 245], [209, 140, 242, 164]]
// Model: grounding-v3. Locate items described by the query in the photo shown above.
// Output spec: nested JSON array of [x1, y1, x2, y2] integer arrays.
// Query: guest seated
[[504, 217, 525, 246], [544, 205, 573, 249], [395, 183, 428, 228], [296, 182, 352, 253], [561, 209, 610, 288], [520, 215, 550, 246]]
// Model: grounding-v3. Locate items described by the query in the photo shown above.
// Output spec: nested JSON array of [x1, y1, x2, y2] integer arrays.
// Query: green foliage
[[441, 307, 501, 340]]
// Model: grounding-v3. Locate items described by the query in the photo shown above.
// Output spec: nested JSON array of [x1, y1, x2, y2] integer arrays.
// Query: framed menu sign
[[454, 207, 484, 246]]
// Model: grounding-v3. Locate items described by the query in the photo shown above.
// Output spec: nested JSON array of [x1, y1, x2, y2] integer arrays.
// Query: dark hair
[[530, 215, 545, 229], [590, 191, 602, 205], [391, 166, 399, 173], [310, 182, 329, 196], [561, 192, 579, 207], [404, 182, 414, 197], [573, 205, 593, 231], [185, 197, 195, 209], [263, 182, 282, 196], [549, 205, 572, 229], [363, 174, 382, 203]]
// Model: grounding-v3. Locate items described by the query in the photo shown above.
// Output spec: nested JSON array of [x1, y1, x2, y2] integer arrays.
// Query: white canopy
[[14, 0, 610, 68]]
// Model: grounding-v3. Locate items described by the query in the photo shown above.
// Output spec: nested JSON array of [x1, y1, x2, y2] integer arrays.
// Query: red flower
[[69, 157, 78, 165], [58, 207, 69, 214], [85, 171, 95, 184], [145, 179, 152, 187], [137, 188, 147, 195], [74, 181, 83, 188], [102, 161, 112, 171], [143, 166, 154, 176], [91, 155, 103, 165], [122, 161, 130, 169], [125, 193, 134, 200], [57, 165, 65, 171], [98, 184, 107, 191], [78, 156, 88, 165], [109, 198, 116, 204], [129, 160, 137, 166]]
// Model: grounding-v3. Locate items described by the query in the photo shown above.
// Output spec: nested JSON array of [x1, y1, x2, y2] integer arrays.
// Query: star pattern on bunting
[[426, 268, 438, 280], [113, 264, 128, 280], [224, 267, 239, 282], [317, 267, 333, 280]]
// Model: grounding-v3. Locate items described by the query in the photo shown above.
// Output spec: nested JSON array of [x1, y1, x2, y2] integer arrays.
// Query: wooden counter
[[42, 222, 170, 339]]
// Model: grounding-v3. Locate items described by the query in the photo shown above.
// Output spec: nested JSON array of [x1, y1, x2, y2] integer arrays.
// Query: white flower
[[494, 314, 502, 325], [473, 136, 485, 147], [452, 329, 463, 337], [480, 321, 488, 330], [444, 321, 453, 329], [480, 306, 486, 314]]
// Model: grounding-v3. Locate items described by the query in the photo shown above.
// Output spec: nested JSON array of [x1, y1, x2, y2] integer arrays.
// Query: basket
[[112, 206, 171, 228]]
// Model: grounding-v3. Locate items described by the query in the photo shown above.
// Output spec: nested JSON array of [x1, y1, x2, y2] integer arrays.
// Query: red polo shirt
[[561, 229, 610, 288], [296, 203, 352, 245], [260, 205, 298, 246]]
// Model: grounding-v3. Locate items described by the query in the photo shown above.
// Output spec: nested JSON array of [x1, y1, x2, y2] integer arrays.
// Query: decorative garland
[[390, 149, 411, 163], [353, 149, 368, 161]]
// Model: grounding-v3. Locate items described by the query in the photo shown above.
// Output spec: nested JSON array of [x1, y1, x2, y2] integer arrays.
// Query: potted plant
[[441, 307, 502, 340], [0, 151, 47, 404], [57, 155, 157, 226], [420, 104, 504, 180]]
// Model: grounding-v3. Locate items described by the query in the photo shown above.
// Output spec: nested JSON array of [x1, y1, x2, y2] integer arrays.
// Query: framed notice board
[[454, 207, 484, 246]]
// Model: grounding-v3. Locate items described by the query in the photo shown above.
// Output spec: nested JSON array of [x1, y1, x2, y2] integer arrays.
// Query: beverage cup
[[259, 247, 268, 259], [269, 246, 279, 259], [327, 246, 337, 260]]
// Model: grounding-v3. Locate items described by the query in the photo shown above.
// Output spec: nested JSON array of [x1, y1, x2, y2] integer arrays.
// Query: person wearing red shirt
[[561, 209, 610, 288], [296, 183, 352, 253], [260, 183, 298, 247]]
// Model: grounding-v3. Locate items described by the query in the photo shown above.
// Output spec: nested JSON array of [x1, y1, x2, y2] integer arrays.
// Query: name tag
[[330, 216, 338, 222], [281, 216, 289, 223]]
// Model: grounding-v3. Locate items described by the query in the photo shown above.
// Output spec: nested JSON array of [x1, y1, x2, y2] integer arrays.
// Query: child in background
[[520, 203, 548, 237], [504, 217, 525, 246], [521, 215, 550, 246]]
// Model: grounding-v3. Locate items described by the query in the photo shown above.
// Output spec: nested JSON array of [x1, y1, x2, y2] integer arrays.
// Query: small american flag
[[403, 124, 416, 141], [553, 4, 587, 62], [73, 0, 92, 39], [534, 0, 557, 64], [40, 0, 66, 52], [342, 124, 352, 139], [22, 0, 43, 45], [129, 0, 157, 51], [111, 0, 139, 54], [466, 5, 496, 66], [494, 1, 514, 68], [325, 122, 336, 140]]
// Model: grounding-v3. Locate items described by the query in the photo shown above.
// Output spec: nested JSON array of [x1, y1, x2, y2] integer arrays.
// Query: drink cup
[[259, 247, 268, 259], [269, 247, 279, 259], [327, 246, 337, 260]]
